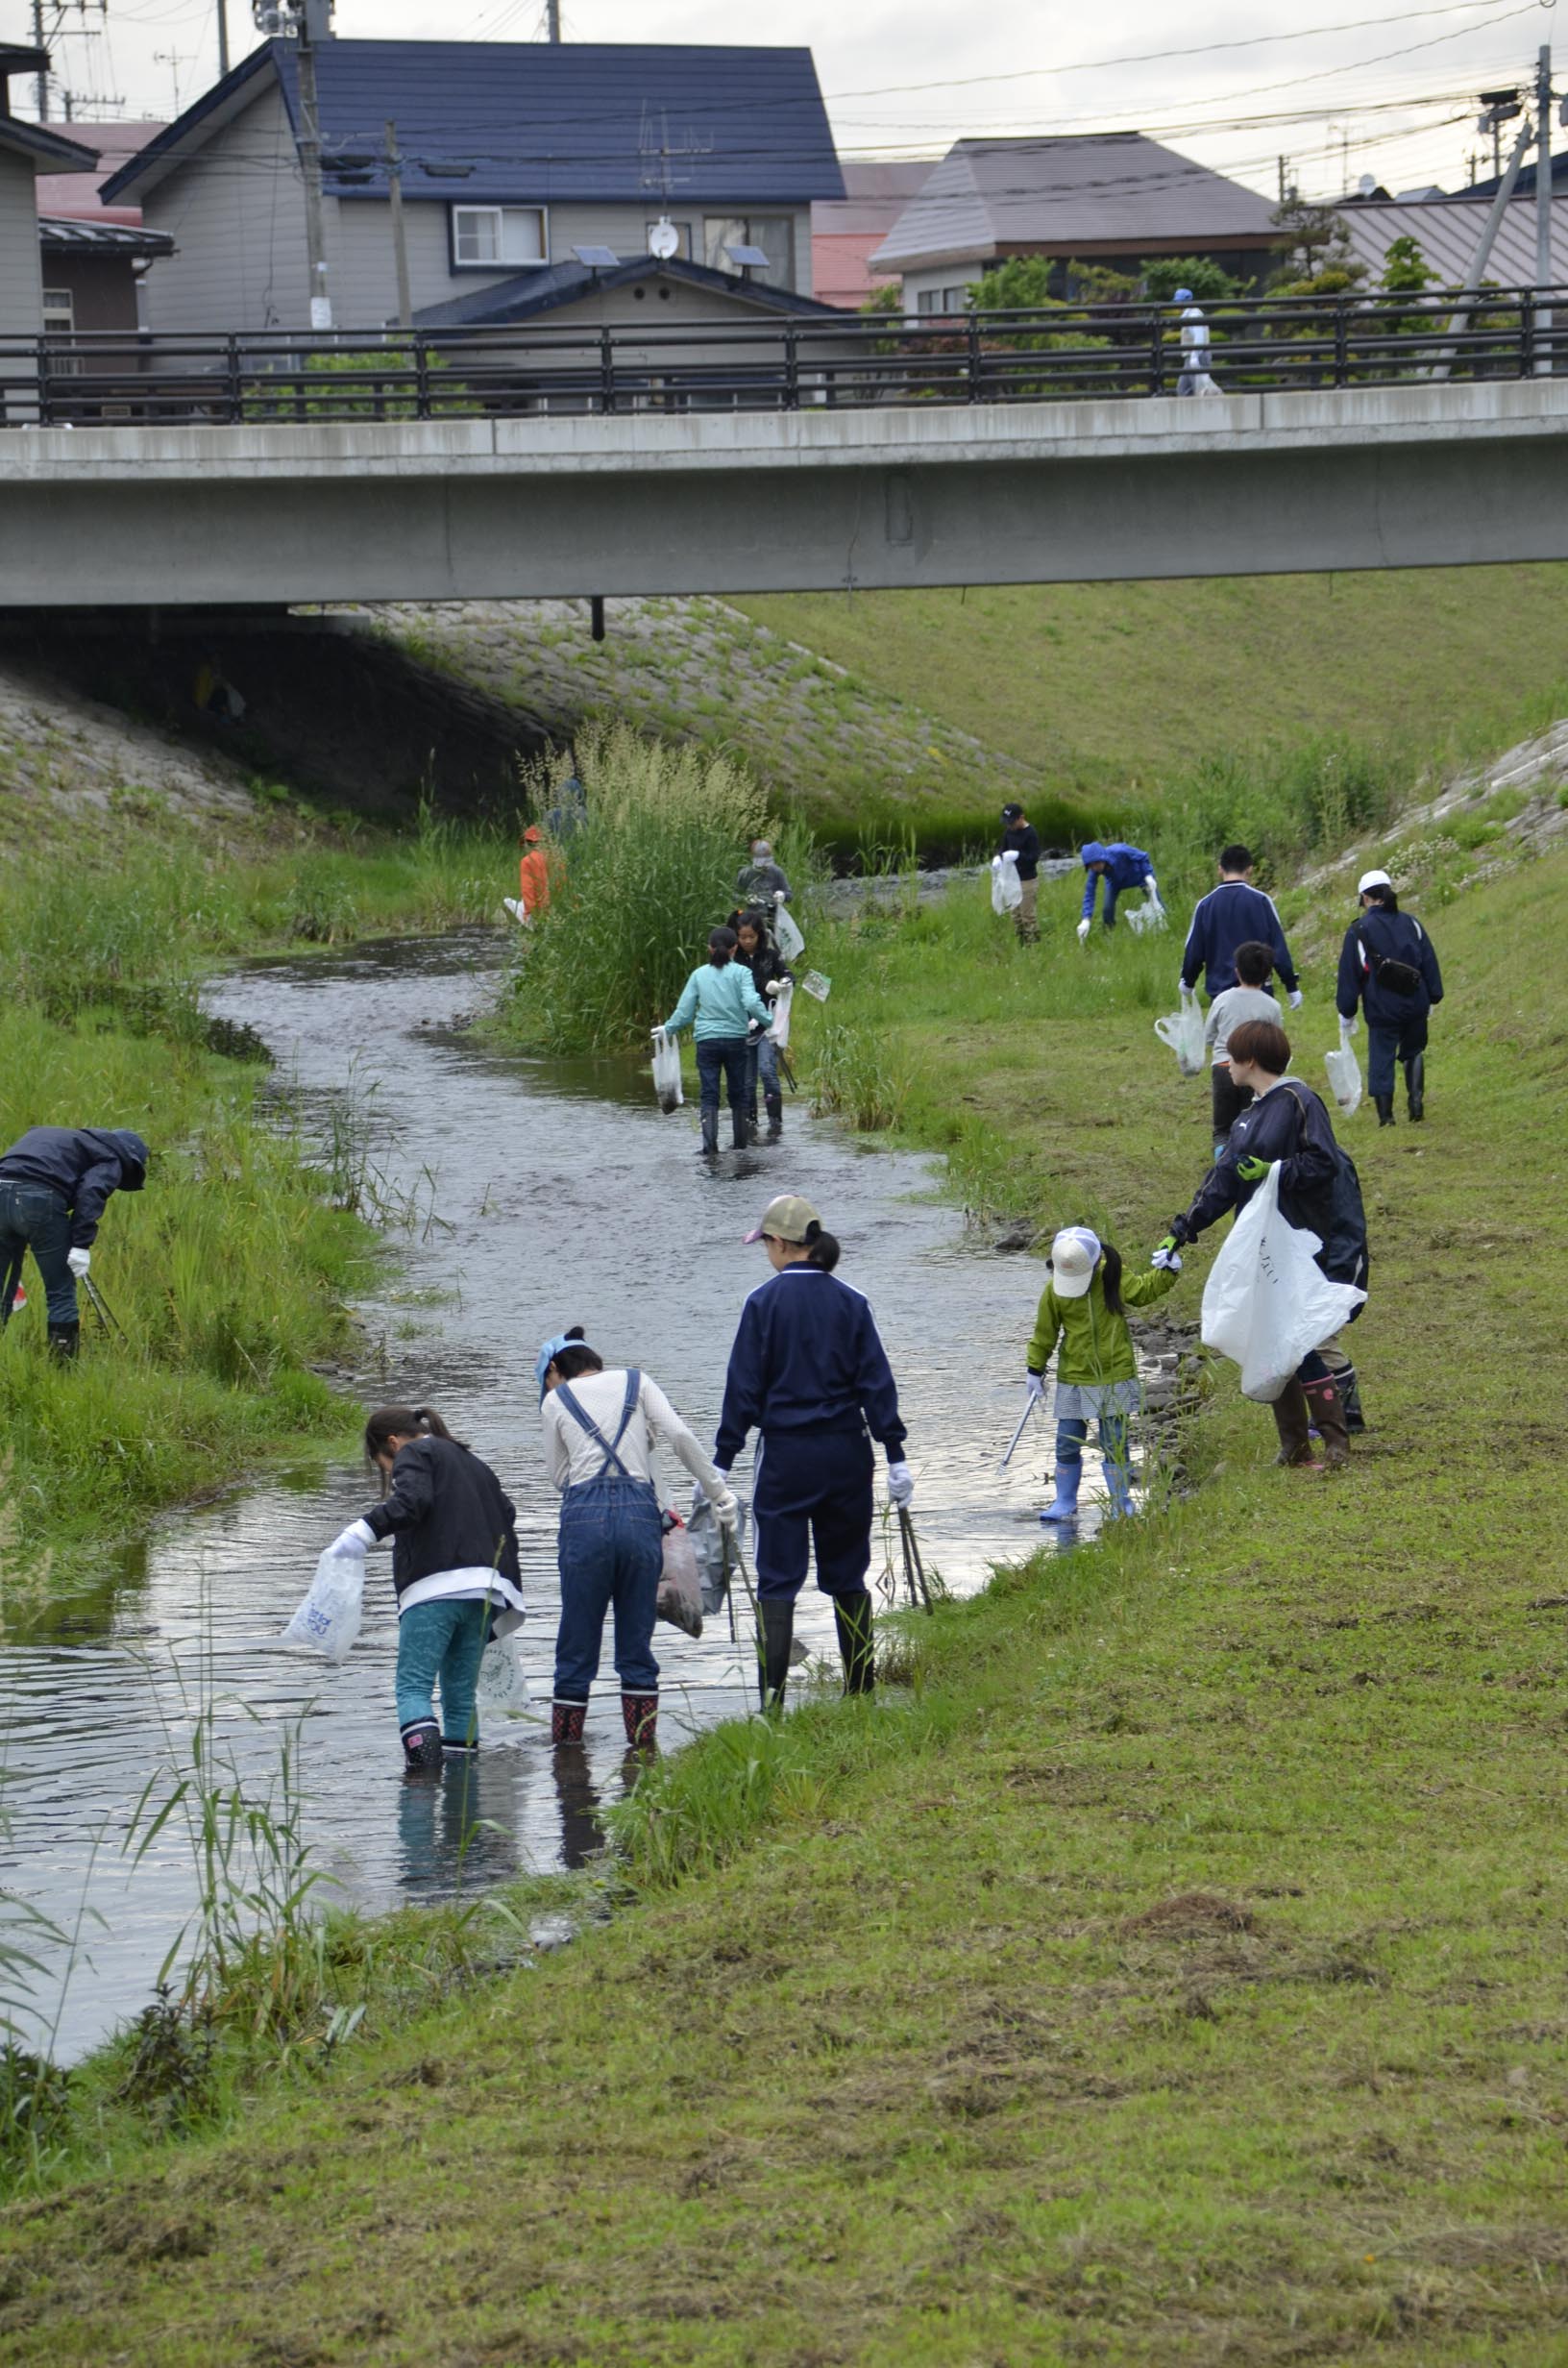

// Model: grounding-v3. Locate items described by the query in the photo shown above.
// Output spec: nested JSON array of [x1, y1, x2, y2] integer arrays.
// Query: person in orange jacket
[[518, 826, 551, 920]]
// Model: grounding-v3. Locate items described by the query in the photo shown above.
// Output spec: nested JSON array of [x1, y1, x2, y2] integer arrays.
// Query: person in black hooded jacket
[[1335, 868, 1443, 1125], [0, 1125, 148, 1357]]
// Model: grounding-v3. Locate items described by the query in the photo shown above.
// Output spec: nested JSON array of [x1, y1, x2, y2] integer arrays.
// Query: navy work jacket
[[0, 1126, 148, 1248], [716, 1266, 906, 1469]]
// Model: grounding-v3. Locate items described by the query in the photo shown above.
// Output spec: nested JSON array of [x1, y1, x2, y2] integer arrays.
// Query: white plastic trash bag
[[650, 1025, 683, 1114], [773, 900, 805, 961], [477, 1628, 531, 1717], [1324, 1042, 1363, 1119], [1154, 999, 1206, 1077], [1201, 1164, 1368, 1402], [1125, 899, 1167, 936], [281, 1544, 365, 1663], [991, 851, 1023, 914], [769, 978, 794, 1050]]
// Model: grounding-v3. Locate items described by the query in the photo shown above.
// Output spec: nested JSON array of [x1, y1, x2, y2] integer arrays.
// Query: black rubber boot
[[764, 1091, 783, 1141], [699, 1107, 719, 1157], [1328, 1359, 1367, 1434], [745, 1097, 760, 1139], [731, 1102, 748, 1150], [1373, 1094, 1395, 1126], [400, 1718, 443, 1777], [46, 1321, 80, 1361], [758, 1600, 794, 1712], [1404, 1053, 1425, 1122], [833, 1591, 876, 1696]]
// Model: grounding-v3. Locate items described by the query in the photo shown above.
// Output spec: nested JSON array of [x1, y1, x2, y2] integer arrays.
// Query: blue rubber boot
[[1100, 1418, 1137, 1518], [1040, 1460, 1082, 1523]]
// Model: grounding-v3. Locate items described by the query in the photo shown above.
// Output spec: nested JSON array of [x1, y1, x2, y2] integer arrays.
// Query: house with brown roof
[[871, 133, 1278, 312]]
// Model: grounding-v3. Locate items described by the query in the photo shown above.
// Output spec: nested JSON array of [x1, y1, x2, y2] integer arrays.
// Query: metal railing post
[[1335, 299, 1349, 388], [1521, 290, 1535, 378], [968, 312, 981, 402], [37, 338, 51, 428], [600, 326, 616, 415], [784, 325, 798, 408], [226, 333, 242, 423], [415, 337, 430, 419], [1150, 312, 1164, 396]]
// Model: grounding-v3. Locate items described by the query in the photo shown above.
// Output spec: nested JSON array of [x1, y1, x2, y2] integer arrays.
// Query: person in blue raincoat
[[1076, 841, 1164, 937]]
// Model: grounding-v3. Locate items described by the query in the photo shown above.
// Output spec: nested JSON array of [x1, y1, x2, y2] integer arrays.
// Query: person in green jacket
[[1027, 1225, 1180, 1524], [661, 925, 775, 1156]]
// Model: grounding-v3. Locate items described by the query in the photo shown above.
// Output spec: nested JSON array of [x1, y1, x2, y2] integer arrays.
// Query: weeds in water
[[0, 2044, 72, 2166], [115, 1986, 216, 2129], [809, 1024, 911, 1131]]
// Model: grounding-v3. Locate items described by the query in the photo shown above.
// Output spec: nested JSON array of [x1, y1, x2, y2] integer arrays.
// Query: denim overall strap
[[555, 1370, 643, 1480]]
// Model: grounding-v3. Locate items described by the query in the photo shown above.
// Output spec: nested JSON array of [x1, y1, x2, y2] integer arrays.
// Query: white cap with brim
[[1357, 869, 1393, 894], [1049, 1226, 1102, 1298]]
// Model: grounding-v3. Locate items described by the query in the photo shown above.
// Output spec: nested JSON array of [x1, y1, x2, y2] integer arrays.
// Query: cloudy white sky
[[7, 0, 1554, 200]]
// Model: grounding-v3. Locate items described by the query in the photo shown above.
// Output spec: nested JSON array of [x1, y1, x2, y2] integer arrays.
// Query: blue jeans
[[696, 1036, 749, 1119], [753, 1427, 874, 1603], [0, 1182, 76, 1326], [553, 1477, 662, 1701], [1055, 1415, 1130, 1473], [1367, 1013, 1428, 1096], [745, 1035, 779, 1106], [396, 1597, 489, 1742]]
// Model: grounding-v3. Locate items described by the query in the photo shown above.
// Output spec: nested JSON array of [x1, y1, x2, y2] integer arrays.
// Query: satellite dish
[[648, 218, 680, 261]]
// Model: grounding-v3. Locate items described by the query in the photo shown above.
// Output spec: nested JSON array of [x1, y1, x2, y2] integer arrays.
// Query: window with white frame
[[703, 214, 795, 286], [42, 287, 75, 332], [451, 205, 548, 269]]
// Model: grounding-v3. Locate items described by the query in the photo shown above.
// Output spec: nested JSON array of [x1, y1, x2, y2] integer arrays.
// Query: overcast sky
[[8, 0, 1553, 199]]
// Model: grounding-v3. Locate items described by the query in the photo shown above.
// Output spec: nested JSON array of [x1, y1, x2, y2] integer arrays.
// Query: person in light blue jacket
[[1076, 840, 1162, 937], [662, 925, 775, 1155]]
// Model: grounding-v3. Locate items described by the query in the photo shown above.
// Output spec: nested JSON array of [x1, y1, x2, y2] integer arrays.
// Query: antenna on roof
[[639, 103, 710, 211]]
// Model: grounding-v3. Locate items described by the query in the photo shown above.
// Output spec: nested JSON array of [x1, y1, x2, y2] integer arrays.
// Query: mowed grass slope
[[744, 566, 1568, 799], [2, 839, 1563, 2359]]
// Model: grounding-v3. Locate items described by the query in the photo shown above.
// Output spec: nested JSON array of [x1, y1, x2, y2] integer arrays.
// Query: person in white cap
[[1335, 869, 1443, 1126], [1026, 1226, 1180, 1525], [714, 1195, 912, 1710]]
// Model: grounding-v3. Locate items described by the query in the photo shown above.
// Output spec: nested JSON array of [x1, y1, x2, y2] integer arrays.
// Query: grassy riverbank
[[3, 796, 1563, 2358], [0, 809, 509, 1580]]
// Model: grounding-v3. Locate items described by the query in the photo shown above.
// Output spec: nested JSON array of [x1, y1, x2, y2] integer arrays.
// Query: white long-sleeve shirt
[[1204, 983, 1283, 1066], [541, 1368, 729, 1501]]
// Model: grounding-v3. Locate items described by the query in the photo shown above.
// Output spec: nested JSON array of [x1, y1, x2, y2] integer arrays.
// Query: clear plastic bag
[[477, 1628, 531, 1716], [281, 1544, 365, 1663], [686, 1496, 747, 1618], [1324, 1033, 1363, 1118], [656, 1520, 703, 1638], [991, 852, 1023, 914], [773, 901, 805, 961], [1125, 899, 1167, 935], [799, 970, 831, 1003], [650, 1025, 683, 1113], [1201, 1164, 1368, 1401], [768, 978, 794, 1051], [1154, 999, 1206, 1077]]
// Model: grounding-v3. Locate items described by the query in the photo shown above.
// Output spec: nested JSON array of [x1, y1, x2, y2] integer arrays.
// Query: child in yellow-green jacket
[[1027, 1225, 1180, 1525]]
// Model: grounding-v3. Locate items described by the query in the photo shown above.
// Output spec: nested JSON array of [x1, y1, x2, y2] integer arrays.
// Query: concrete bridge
[[10, 379, 1568, 609]]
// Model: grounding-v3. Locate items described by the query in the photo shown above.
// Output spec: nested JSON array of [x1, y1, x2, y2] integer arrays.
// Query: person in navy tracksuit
[[1180, 844, 1301, 1000], [1335, 867, 1443, 1126], [715, 1194, 913, 1711]]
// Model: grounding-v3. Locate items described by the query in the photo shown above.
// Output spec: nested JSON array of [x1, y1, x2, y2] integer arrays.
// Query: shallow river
[[3, 932, 1121, 2060]]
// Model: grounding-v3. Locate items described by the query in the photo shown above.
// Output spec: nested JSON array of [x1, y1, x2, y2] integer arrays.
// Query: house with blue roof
[[101, 35, 845, 336]]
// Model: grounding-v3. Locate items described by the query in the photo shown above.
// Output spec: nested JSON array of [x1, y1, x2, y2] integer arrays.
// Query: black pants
[[1368, 1013, 1428, 1097], [1211, 1068, 1254, 1143]]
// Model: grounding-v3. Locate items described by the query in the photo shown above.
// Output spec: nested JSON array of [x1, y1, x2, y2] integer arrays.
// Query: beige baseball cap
[[1049, 1226, 1102, 1298], [744, 1194, 821, 1246]]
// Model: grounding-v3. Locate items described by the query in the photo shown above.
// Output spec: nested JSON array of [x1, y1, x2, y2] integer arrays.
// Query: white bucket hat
[[1049, 1226, 1102, 1298], [1357, 868, 1393, 894]]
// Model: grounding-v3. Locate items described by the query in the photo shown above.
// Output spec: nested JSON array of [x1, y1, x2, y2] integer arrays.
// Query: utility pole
[[546, 0, 560, 37], [1431, 114, 1535, 378], [385, 118, 412, 331], [31, 0, 48, 119], [1536, 43, 1553, 374], [297, 1, 331, 330], [216, 0, 230, 78]]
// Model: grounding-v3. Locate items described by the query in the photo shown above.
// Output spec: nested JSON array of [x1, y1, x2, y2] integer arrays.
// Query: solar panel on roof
[[573, 244, 620, 267], [723, 243, 772, 268]]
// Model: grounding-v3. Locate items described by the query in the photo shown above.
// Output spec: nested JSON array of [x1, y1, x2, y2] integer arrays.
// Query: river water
[[2, 931, 1122, 2061]]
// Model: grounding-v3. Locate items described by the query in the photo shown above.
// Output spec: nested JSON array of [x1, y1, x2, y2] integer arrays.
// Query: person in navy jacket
[[0, 1124, 148, 1357], [1180, 844, 1301, 1000], [1076, 840, 1163, 936], [1335, 868, 1443, 1125], [715, 1194, 913, 1711]]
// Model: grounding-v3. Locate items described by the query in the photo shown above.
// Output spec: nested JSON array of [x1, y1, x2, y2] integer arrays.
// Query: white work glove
[[1151, 1246, 1184, 1274], [764, 977, 782, 997], [1287, 989, 1304, 1010], [1339, 1013, 1360, 1042], [1143, 875, 1164, 914], [1075, 918, 1091, 944], [887, 1461, 915, 1509], [330, 1519, 376, 1557], [1180, 981, 1198, 1005], [1024, 1371, 1047, 1404], [66, 1247, 91, 1278], [711, 1488, 739, 1532]]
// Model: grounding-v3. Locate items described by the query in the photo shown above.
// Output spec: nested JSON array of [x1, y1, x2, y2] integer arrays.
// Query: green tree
[[1139, 256, 1240, 304], [1380, 234, 1434, 294], [1063, 259, 1141, 306], [1268, 195, 1367, 289], [968, 256, 1056, 311]]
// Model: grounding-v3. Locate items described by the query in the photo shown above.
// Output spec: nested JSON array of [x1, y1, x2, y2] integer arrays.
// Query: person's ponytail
[[707, 925, 738, 968], [1099, 1242, 1124, 1317], [804, 1222, 841, 1273], [363, 1403, 461, 1482]]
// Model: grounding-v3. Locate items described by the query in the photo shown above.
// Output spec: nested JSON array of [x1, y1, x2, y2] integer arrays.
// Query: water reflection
[[1, 930, 1125, 2059]]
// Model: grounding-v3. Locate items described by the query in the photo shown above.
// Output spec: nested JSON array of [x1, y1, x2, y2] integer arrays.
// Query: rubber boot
[[551, 1696, 588, 1747], [1040, 1459, 1083, 1523], [1374, 1093, 1395, 1126], [1404, 1052, 1425, 1122], [833, 1591, 876, 1696], [1270, 1381, 1316, 1468], [764, 1091, 783, 1142], [1101, 1452, 1136, 1519], [621, 1690, 658, 1753], [400, 1717, 443, 1777], [46, 1320, 80, 1361], [441, 1735, 478, 1757], [699, 1107, 719, 1157], [730, 1102, 748, 1150], [745, 1095, 760, 1140], [1326, 1355, 1367, 1434], [758, 1600, 794, 1712], [1301, 1374, 1351, 1469]]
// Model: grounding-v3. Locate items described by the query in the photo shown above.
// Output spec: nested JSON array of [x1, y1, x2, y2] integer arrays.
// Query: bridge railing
[[3, 285, 1568, 428]]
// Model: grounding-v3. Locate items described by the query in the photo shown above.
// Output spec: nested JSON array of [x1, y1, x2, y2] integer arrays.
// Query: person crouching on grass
[[538, 1328, 738, 1755], [713, 1196, 914, 1713], [327, 1407, 525, 1778], [1030, 1226, 1181, 1526]]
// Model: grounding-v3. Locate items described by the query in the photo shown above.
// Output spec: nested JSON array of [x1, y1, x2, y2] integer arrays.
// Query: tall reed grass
[[502, 725, 765, 1052]]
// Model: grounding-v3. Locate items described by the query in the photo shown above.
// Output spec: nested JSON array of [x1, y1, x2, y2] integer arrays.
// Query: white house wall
[[138, 83, 309, 333], [0, 146, 44, 339]]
